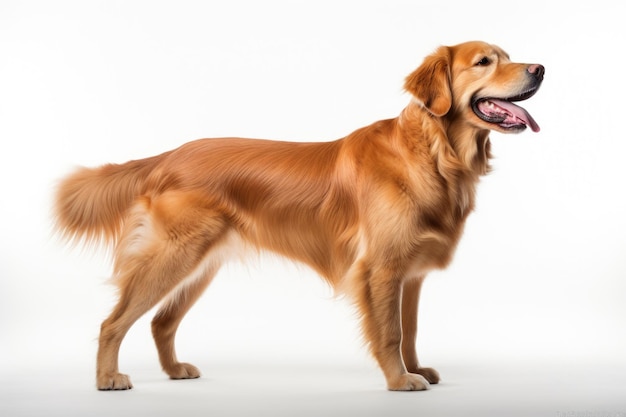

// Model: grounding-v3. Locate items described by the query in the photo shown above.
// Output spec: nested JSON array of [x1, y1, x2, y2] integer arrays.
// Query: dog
[[54, 41, 544, 391]]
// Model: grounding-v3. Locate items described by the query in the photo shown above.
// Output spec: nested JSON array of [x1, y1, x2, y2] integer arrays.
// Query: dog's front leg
[[401, 276, 440, 384], [358, 266, 430, 391]]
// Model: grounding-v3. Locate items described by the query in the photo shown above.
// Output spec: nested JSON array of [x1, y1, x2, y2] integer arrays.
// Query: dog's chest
[[402, 173, 477, 272]]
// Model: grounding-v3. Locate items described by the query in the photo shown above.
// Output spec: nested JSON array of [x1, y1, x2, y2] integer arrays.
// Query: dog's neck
[[398, 101, 492, 219], [446, 120, 492, 177], [399, 101, 492, 179]]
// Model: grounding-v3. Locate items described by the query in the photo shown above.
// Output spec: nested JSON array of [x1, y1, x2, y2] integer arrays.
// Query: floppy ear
[[404, 46, 452, 117]]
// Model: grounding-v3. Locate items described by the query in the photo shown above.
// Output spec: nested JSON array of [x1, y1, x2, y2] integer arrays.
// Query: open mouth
[[471, 87, 540, 132]]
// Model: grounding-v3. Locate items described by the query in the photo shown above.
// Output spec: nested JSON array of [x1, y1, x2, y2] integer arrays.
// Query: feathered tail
[[54, 155, 163, 247]]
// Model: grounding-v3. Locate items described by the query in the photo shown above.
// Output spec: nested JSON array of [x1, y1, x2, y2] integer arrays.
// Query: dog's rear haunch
[[55, 41, 543, 391]]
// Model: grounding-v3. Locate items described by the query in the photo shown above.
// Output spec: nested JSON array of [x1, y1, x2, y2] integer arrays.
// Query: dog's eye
[[475, 57, 490, 66]]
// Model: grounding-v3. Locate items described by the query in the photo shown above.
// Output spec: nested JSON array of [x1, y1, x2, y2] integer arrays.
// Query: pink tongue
[[490, 99, 540, 132]]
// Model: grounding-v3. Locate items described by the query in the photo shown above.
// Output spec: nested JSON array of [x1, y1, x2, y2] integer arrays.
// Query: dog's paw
[[97, 372, 133, 390], [387, 373, 430, 391], [414, 367, 440, 384], [167, 362, 201, 380]]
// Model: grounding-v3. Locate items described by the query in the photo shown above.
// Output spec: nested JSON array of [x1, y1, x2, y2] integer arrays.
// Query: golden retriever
[[54, 41, 544, 391]]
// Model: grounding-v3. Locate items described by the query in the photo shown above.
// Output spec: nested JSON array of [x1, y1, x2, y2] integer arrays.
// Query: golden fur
[[54, 41, 544, 391]]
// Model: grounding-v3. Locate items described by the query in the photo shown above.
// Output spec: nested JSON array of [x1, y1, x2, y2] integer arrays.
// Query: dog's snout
[[528, 64, 545, 80]]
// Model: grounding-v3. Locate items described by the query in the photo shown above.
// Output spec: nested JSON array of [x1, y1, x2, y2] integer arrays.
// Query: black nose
[[528, 64, 545, 80]]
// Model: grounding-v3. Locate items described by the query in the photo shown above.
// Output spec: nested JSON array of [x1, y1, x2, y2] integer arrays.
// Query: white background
[[1, 1, 625, 416]]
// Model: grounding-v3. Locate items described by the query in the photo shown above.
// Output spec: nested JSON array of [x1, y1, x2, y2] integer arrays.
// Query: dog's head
[[405, 41, 544, 133]]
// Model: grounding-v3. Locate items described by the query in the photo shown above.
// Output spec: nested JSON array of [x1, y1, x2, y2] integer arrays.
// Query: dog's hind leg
[[150, 264, 218, 380], [96, 193, 229, 390]]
